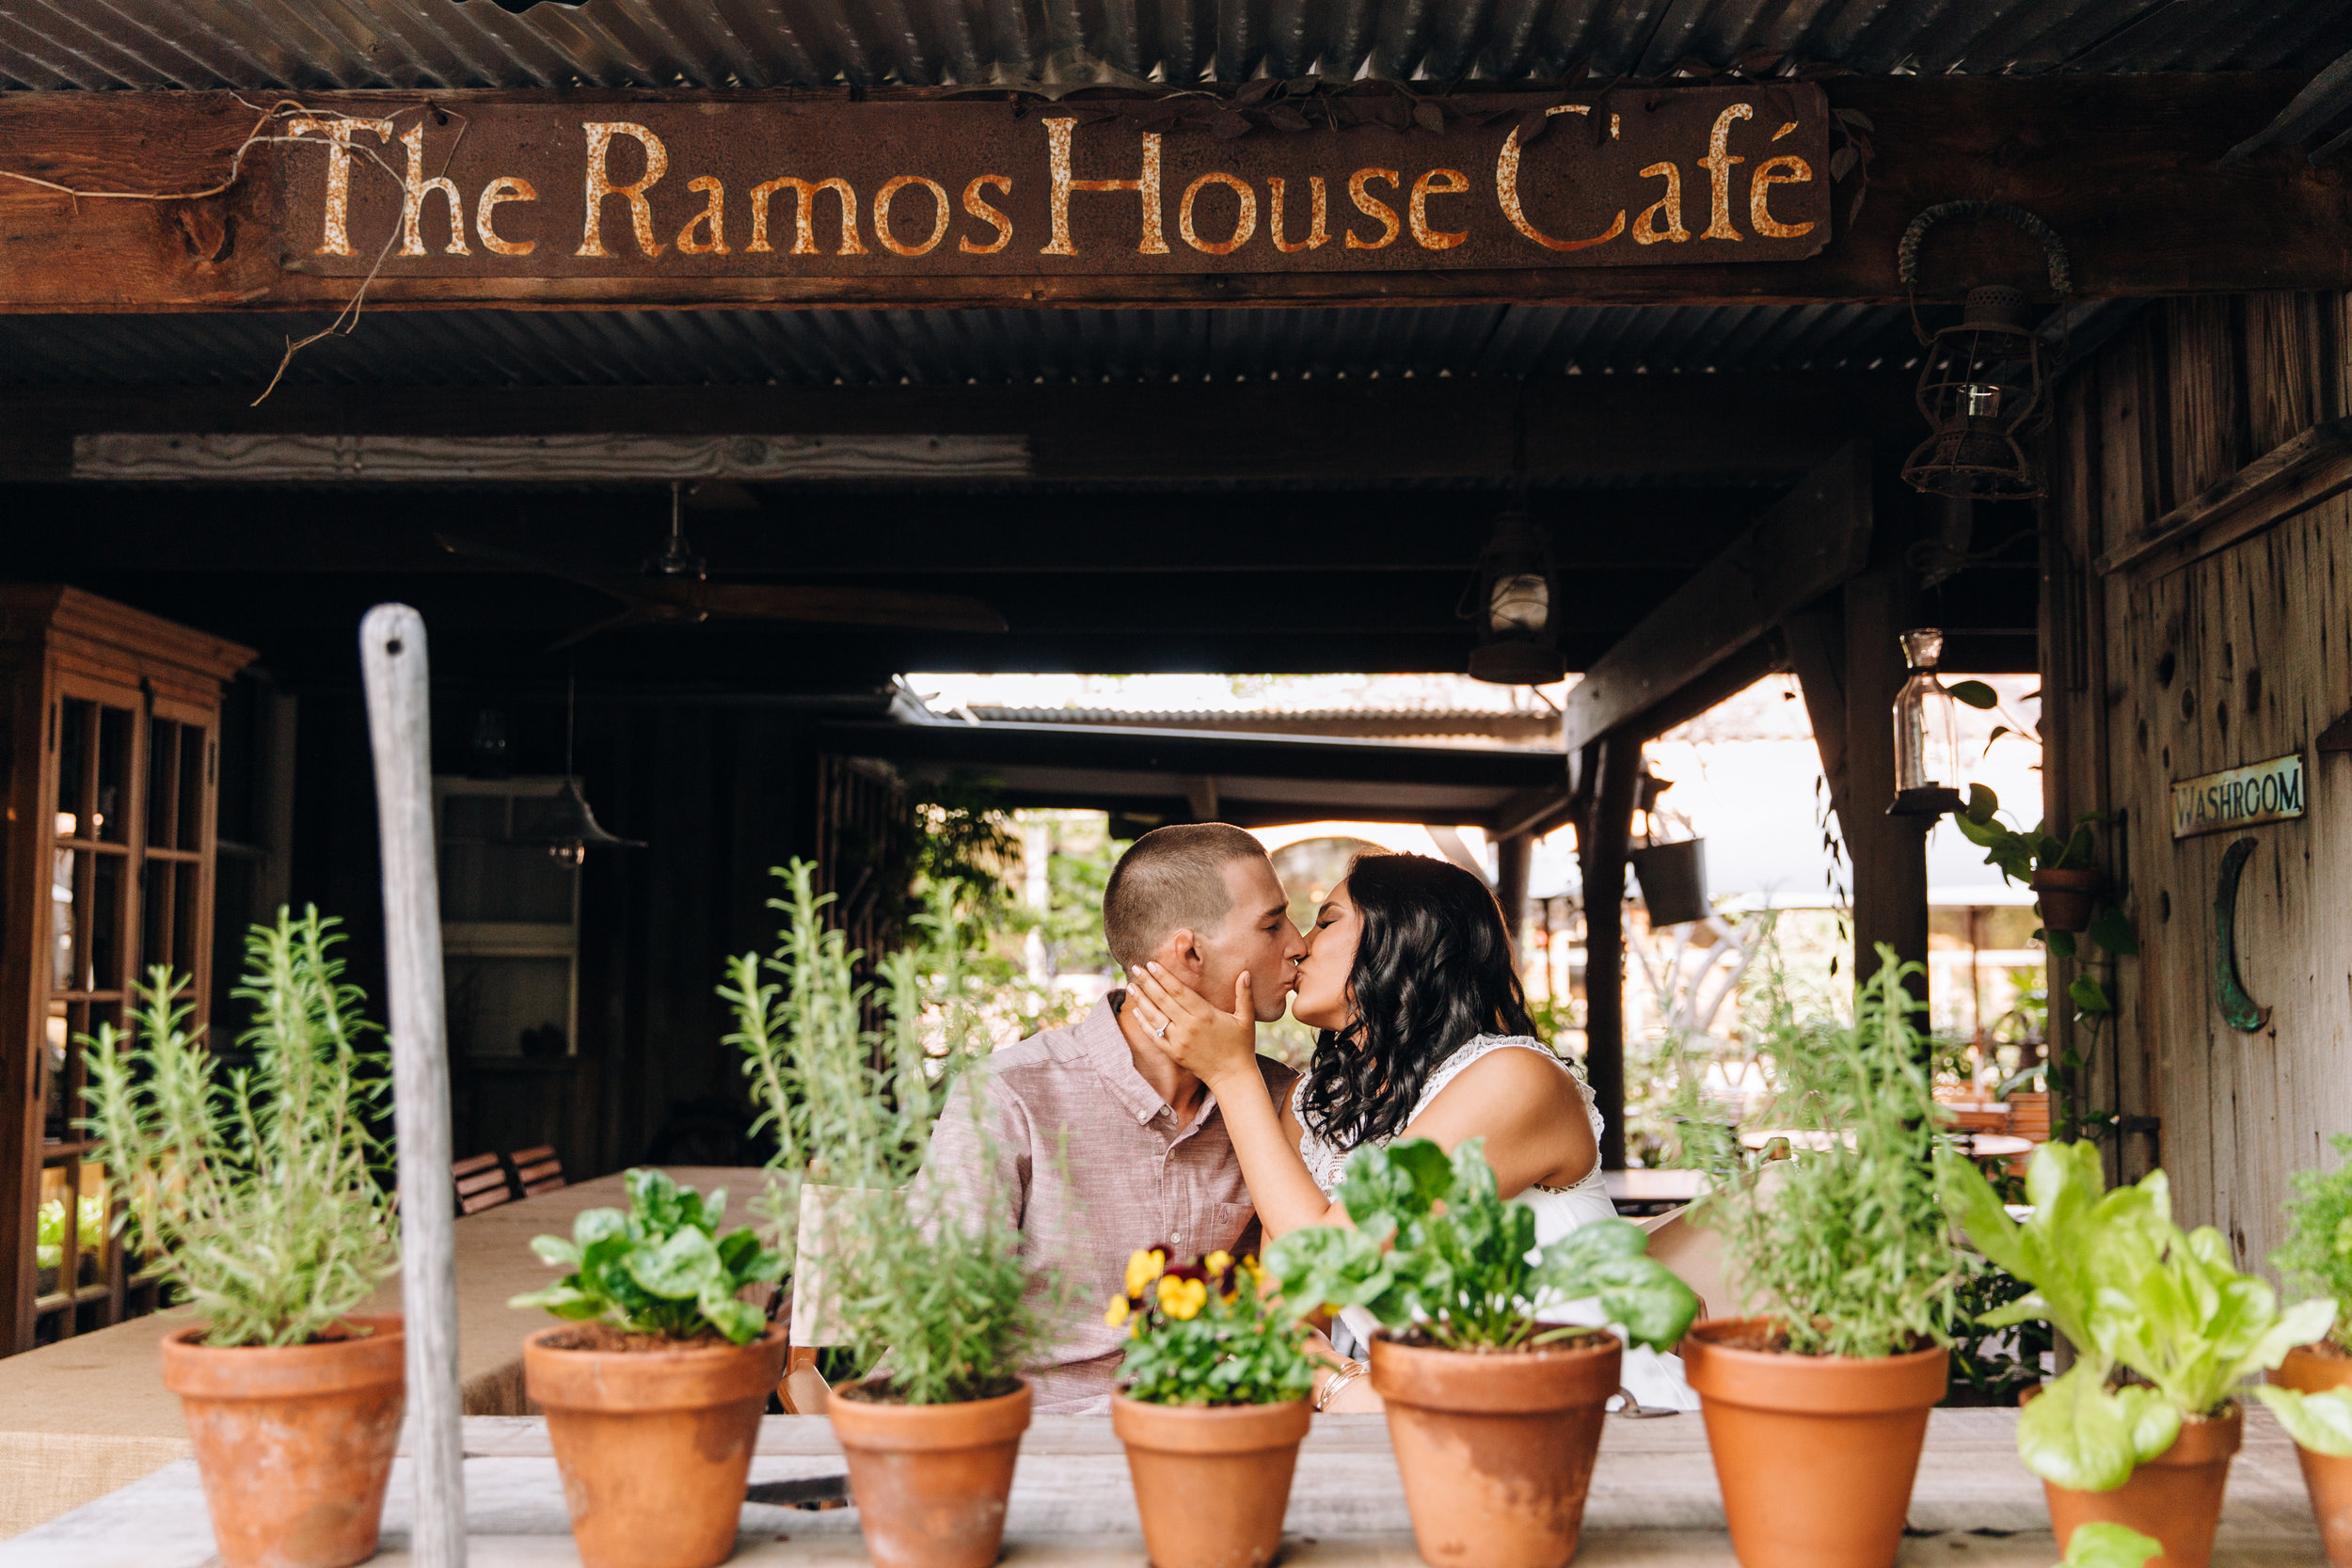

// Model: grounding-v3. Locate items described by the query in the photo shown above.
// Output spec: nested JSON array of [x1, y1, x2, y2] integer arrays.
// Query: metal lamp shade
[[517, 777, 644, 859], [1629, 838, 1710, 927]]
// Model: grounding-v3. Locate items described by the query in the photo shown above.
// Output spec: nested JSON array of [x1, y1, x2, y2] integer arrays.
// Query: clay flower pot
[[2031, 867, 2101, 932], [2274, 1343, 2352, 1566], [1681, 1317, 1948, 1568], [524, 1322, 788, 1568], [158, 1312, 405, 1568], [828, 1376, 1032, 1568], [1369, 1329, 1621, 1568], [1110, 1394, 1310, 1568], [2041, 1402, 2240, 1568]]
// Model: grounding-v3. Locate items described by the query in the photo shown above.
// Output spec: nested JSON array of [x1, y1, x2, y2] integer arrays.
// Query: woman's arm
[[1394, 1047, 1598, 1199], [1127, 963, 1348, 1237]]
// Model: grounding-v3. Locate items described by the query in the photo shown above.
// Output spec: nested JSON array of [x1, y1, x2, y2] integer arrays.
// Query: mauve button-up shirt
[[914, 992, 1295, 1415]]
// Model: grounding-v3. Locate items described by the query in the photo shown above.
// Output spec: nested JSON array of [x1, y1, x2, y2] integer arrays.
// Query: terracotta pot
[[2274, 1344, 2352, 1566], [1681, 1318, 1948, 1568], [158, 1313, 405, 1568], [1109, 1394, 1309, 1568], [828, 1376, 1032, 1568], [1369, 1329, 1621, 1568], [2040, 1401, 2240, 1568], [524, 1323, 788, 1568], [2031, 867, 2101, 932]]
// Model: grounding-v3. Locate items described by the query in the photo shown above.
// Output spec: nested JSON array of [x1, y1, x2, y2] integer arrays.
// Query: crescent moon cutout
[[2213, 835, 2270, 1032]]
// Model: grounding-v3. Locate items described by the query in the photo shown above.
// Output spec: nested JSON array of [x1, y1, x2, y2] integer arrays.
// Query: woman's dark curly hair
[[1297, 852, 1538, 1149]]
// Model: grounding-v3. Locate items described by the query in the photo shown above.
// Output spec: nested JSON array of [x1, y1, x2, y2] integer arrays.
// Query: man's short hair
[[1103, 823, 1269, 972]]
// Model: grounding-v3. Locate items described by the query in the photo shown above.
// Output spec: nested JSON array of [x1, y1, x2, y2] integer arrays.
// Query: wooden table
[[1606, 1169, 1708, 1213], [0, 1405, 2326, 1565], [0, 1166, 764, 1539]]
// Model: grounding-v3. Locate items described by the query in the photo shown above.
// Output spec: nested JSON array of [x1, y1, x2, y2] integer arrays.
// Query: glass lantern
[[1890, 627, 1963, 816], [1464, 509, 1565, 685]]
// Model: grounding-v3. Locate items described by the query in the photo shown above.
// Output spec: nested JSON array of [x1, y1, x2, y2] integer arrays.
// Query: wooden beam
[[1781, 609, 1851, 828], [0, 373, 1919, 487], [0, 74, 2342, 312], [1839, 566, 1931, 997], [2096, 416, 2352, 577], [1580, 736, 1642, 1172], [1561, 440, 1872, 752]]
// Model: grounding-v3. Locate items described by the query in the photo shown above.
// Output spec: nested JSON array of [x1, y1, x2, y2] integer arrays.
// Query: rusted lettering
[[1497, 106, 1626, 253], [1697, 103, 1754, 242], [475, 176, 538, 256], [1179, 172, 1257, 256], [1345, 168, 1401, 250], [959, 175, 1013, 254], [1041, 119, 1167, 257], [290, 116, 394, 258], [1632, 163, 1688, 245], [875, 175, 951, 257], [1408, 168, 1470, 250], [1266, 176, 1328, 253], [748, 177, 866, 256], [577, 121, 669, 259]]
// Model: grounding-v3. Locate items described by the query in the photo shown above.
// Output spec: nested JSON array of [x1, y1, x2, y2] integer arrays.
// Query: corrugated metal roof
[[0, 300, 1926, 387], [3, 0, 2347, 92]]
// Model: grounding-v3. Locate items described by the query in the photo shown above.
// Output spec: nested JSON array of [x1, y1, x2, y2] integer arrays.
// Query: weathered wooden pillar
[[1495, 830, 1534, 952], [1579, 738, 1642, 1170]]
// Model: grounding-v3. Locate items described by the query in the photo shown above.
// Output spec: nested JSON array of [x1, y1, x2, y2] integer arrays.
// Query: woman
[[1127, 851, 1612, 1410]]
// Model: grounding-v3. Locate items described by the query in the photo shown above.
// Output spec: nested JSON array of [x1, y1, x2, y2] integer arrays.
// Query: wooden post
[[1495, 831, 1534, 955], [1840, 568, 1931, 999], [358, 605, 467, 1568], [1579, 738, 1642, 1171]]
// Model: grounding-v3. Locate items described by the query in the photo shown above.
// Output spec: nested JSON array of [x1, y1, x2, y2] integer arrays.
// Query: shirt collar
[[1080, 991, 1176, 1127]]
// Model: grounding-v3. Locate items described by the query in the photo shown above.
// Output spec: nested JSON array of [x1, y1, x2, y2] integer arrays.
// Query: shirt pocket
[[1199, 1199, 1259, 1260]]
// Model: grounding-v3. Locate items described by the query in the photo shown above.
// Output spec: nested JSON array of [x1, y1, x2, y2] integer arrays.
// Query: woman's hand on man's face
[[1128, 961, 1259, 1088]]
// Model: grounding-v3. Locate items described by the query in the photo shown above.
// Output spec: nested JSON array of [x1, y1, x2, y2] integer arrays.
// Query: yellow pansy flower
[[1124, 1247, 1167, 1296], [1104, 1295, 1130, 1328], [1158, 1275, 1209, 1321], [1204, 1250, 1233, 1276]]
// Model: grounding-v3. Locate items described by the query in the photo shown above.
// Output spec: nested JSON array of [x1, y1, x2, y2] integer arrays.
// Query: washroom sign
[[2171, 753, 2307, 839], [274, 87, 1831, 280]]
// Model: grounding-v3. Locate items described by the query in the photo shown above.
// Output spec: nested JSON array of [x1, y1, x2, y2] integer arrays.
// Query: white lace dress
[[1296, 1034, 1700, 1411], [1292, 1034, 1617, 1243]]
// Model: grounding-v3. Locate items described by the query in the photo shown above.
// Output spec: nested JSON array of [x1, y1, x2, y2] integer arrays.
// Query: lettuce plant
[[1111, 1247, 1316, 1406], [2057, 1523, 2161, 1568], [1265, 1137, 1698, 1354], [513, 1168, 784, 1344], [2251, 1134, 2352, 1455], [1943, 1141, 2333, 1491]]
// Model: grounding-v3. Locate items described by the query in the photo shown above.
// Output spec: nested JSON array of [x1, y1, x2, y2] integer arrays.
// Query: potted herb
[[1106, 1246, 1317, 1568], [2253, 1133, 2352, 1565], [1679, 948, 1963, 1568], [81, 911, 402, 1568], [2059, 1524, 2165, 1567], [513, 1167, 787, 1568], [1943, 1140, 2331, 1568], [1269, 1137, 1697, 1568], [731, 863, 1041, 1568], [1950, 785, 2111, 934]]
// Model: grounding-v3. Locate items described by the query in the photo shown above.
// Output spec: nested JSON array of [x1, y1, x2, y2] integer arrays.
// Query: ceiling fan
[[437, 483, 1007, 651]]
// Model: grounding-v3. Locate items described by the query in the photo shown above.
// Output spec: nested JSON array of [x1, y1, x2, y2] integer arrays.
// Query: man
[[917, 822, 1308, 1413]]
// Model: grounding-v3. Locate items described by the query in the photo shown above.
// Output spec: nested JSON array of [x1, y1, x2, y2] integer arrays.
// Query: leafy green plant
[[731, 860, 1041, 1405], [80, 909, 398, 1347], [2056, 1523, 2162, 1568], [512, 1168, 783, 1344], [1943, 1140, 2333, 1491], [1110, 1247, 1317, 1407], [1266, 1137, 1698, 1354], [2249, 1134, 2352, 1455], [1697, 946, 1963, 1358]]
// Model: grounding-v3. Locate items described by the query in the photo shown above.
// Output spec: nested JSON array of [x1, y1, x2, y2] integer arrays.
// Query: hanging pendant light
[[1889, 627, 1964, 817], [1894, 202, 2071, 501], [1464, 508, 1565, 686], [518, 674, 644, 864]]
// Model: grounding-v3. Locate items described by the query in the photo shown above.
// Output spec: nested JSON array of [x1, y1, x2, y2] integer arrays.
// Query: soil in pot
[[827, 1375, 1032, 1568], [1369, 1328, 1621, 1568], [159, 1312, 405, 1568], [1681, 1317, 1948, 1568], [524, 1320, 788, 1568], [2039, 1400, 2240, 1568], [2275, 1342, 2352, 1568], [1110, 1394, 1310, 1568]]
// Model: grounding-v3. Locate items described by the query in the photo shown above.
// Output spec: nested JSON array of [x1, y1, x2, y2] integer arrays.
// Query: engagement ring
[[1151, 1022, 1168, 1039]]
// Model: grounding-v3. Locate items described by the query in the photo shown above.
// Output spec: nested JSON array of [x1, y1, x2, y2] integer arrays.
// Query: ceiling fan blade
[[684, 583, 1009, 633], [436, 532, 649, 606], [542, 601, 706, 653]]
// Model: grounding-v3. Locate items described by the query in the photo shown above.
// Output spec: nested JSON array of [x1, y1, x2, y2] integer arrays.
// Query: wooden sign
[[273, 87, 1831, 283], [2170, 753, 2306, 839]]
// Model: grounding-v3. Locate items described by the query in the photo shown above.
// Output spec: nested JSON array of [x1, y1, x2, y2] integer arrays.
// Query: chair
[[506, 1146, 567, 1197], [453, 1152, 517, 1216]]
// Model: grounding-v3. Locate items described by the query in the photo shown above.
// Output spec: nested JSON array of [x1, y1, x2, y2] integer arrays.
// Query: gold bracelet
[[1314, 1359, 1370, 1413]]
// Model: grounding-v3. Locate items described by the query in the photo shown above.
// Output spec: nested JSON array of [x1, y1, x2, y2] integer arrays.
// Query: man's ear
[[1152, 928, 1206, 981]]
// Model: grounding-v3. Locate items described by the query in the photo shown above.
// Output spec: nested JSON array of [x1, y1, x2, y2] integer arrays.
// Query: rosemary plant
[[80, 909, 398, 1347], [727, 860, 1041, 1404], [1698, 945, 1963, 1358], [2274, 1132, 2352, 1354]]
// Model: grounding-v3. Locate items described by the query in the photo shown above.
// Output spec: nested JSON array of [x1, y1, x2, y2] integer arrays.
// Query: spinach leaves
[[512, 1168, 786, 1345]]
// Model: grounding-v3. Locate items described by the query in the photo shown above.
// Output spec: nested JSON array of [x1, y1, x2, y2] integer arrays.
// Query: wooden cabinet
[[0, 588, 251, 1354]]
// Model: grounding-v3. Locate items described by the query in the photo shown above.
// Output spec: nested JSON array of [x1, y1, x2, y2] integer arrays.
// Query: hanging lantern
[[1894, 202, 2072, 501], [1463, 509, 1565, 685], [519, 776, 644, 866], [1889, 627, 1963, 817]]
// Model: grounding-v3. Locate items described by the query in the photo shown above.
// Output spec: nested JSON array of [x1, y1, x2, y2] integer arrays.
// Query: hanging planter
[[2030, 867, 2101, 931], [1629, 838, 1710, 927]]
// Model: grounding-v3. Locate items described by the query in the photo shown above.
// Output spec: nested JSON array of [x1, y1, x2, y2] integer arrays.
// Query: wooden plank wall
[[2046, 291, 2352, 1273]]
